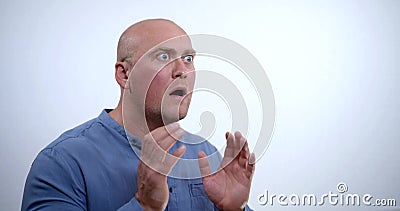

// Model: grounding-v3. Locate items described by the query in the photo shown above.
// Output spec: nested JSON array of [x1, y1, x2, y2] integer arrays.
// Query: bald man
[[22, 19, 255, 211]]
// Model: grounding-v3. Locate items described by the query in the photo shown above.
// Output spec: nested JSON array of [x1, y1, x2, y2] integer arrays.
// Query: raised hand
[[198, 131, 255, 211], [135, 123, 186, 211]]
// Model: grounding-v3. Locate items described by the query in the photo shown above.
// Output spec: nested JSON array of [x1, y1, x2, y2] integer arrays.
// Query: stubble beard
[[145, 96, 191, 131]]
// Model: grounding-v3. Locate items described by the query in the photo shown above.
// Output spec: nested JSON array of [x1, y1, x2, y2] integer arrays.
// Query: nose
[[172, 58, 188, 79]]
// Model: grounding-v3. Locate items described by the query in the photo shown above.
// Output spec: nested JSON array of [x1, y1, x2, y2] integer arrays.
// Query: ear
[[115, 61, 130, 89]]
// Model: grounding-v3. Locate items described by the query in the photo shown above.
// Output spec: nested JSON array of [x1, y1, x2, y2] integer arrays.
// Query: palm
[[198, 132, 255, 211]]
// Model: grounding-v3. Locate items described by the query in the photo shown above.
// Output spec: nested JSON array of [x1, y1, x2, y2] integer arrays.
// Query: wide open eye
[[157, 53, 169, 61], [182, 55, 194, 63]]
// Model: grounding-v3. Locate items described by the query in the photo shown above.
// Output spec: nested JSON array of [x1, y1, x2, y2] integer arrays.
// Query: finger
[[150, 122, 180, 143], [162, 145, 186, 175], [224, 132, 235, 158], [234, 131, 243, 156], [241, 138, 250, 159], [171, 145, 186, 158], [149, 128, 184, 166], [141, 134, 157, 161], [198, 151, 212, 177], [139, 137, 163, 171], [141, 124, 179, 157], [164, 145, 186, 167], [157, 128, 184, 152], [143, 144, 184, 175], [238, 140, 250, 168], [220, 132, 235, 168], [245, 153, 256, 179]]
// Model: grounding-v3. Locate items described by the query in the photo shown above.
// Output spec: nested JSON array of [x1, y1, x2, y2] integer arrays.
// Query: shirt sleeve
[[212, 204, 253, 210], [22, 148, 87, 210], [244, 204, 253, 211], [21, 148, 143, 211], [116, 197, 144, 211]]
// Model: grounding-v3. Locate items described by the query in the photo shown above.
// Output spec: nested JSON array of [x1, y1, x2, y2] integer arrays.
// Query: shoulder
[[34, 109, 131, 170], [28, 114, 119, 183], [44, 110, 126, 155], [45, 117, 102, 153], [28, 118, 101, 175]]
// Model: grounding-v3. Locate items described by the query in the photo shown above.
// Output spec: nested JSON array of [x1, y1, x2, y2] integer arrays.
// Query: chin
[[160, 99, 191, 124], [178, 112, 188, 120], [178, 103, 190, 120], [161, 116, 180, 125], [161, 108, 188, 124]]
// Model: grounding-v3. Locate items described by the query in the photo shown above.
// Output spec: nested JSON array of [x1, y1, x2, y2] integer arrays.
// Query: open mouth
[[169, 88, 187, 97]]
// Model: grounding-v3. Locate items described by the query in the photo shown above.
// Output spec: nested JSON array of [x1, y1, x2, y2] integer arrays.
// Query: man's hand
[[198, 131, 255, 211], [135, 123, 186, 211]]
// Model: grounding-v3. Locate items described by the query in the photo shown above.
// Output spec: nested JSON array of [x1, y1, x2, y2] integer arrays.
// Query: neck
[[109, 100, 164, 141]]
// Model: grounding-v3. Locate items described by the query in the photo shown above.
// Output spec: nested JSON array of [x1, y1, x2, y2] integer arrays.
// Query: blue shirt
[[22, 110, 252, 211]]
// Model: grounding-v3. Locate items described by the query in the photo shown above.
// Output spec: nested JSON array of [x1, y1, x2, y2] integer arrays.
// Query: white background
[[1, 0, 399, 210]]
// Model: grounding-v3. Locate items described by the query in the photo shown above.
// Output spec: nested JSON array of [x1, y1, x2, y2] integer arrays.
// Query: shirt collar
[[98, 109, 142, 152]]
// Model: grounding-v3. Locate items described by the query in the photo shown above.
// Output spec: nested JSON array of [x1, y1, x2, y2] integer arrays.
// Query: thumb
[[198, 151, 212, 177]]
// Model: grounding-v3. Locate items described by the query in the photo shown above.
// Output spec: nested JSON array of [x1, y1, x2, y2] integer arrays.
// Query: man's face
[[128, 35, 196, 125]]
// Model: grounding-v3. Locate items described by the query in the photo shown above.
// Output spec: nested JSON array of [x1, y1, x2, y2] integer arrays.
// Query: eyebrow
[[183, 49, 196, 55], [148, 47, 196, 57]]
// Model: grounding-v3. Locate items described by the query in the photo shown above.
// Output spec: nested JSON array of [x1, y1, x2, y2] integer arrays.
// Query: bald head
[[117, 19, 188, 65]]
